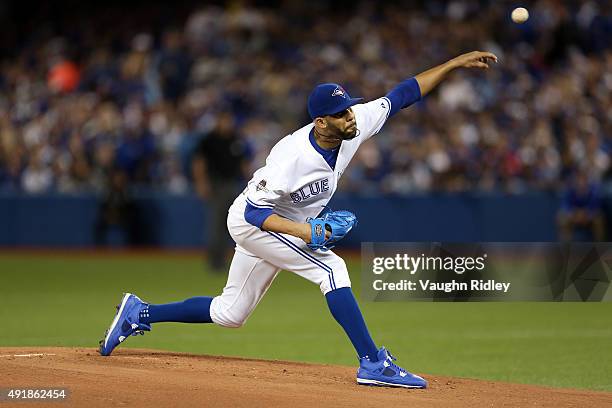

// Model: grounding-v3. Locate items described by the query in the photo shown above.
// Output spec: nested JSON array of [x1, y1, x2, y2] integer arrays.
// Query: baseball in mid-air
[[511, 7, 529, 23]]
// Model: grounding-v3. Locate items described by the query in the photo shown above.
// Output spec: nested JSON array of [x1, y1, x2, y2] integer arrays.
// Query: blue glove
[[307, 209, 358, 251]]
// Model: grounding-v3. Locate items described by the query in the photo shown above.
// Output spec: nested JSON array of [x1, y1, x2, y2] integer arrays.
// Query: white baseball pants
[[209, 198, 351, 328]]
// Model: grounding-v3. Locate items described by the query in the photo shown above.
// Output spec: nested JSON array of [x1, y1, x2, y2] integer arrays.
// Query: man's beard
[[329, 123, 358, 141], [341, 128, 359, 140]]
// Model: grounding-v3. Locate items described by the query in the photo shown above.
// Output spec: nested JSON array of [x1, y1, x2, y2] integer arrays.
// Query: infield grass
[[0, 252, 611, 391]]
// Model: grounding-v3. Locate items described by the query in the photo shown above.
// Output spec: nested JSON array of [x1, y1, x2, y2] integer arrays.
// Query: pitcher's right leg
[[210, 249, 280, 328]]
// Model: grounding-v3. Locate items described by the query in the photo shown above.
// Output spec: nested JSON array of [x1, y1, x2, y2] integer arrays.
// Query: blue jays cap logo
[[307, 83, 363, 119], [331, 86, 346, 98]]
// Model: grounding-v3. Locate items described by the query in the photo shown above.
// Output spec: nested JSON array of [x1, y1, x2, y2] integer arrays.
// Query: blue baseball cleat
[[99, 293, 151, 356], [357, 347, 427, 389]]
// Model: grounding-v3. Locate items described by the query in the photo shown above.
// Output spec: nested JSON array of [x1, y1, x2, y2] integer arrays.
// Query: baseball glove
[[306, 209, 358, 251]]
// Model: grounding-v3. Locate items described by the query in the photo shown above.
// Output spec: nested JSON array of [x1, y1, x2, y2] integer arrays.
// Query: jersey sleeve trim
[[244, 202, 275, 229], [367, 96, 391, 138], [381, 96, 392, 126], [246, 197, 275, 209]]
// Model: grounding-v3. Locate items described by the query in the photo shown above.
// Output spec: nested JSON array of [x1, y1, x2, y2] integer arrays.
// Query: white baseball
[[511, 7, 529, 23]]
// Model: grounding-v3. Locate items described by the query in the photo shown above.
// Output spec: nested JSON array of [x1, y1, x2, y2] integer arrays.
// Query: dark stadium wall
[[0, 193, 570, 247]]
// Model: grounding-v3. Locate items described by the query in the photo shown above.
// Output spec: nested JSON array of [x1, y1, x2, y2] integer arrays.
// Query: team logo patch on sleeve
[[256, 180, 269, 192]]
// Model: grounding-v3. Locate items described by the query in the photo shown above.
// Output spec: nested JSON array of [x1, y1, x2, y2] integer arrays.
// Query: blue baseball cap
[[307, 83, 363, 119]]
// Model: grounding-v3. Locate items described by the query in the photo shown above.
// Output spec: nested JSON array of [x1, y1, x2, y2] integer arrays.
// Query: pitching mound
[[1, 347, 610, 407]]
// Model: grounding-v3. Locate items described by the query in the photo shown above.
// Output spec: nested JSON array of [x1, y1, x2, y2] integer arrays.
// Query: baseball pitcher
[[100, 51, 497, 388]]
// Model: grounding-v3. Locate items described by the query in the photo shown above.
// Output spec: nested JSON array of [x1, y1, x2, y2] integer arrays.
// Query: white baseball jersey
[[238, 97, 392, 222], [210, 97, 392, 328]]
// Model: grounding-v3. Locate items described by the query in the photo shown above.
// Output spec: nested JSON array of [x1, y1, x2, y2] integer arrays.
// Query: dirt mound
[[1, 347, 610, 407]]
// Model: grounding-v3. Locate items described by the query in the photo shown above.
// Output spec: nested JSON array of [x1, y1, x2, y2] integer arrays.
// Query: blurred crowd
[[0, 0, 610, 196]]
